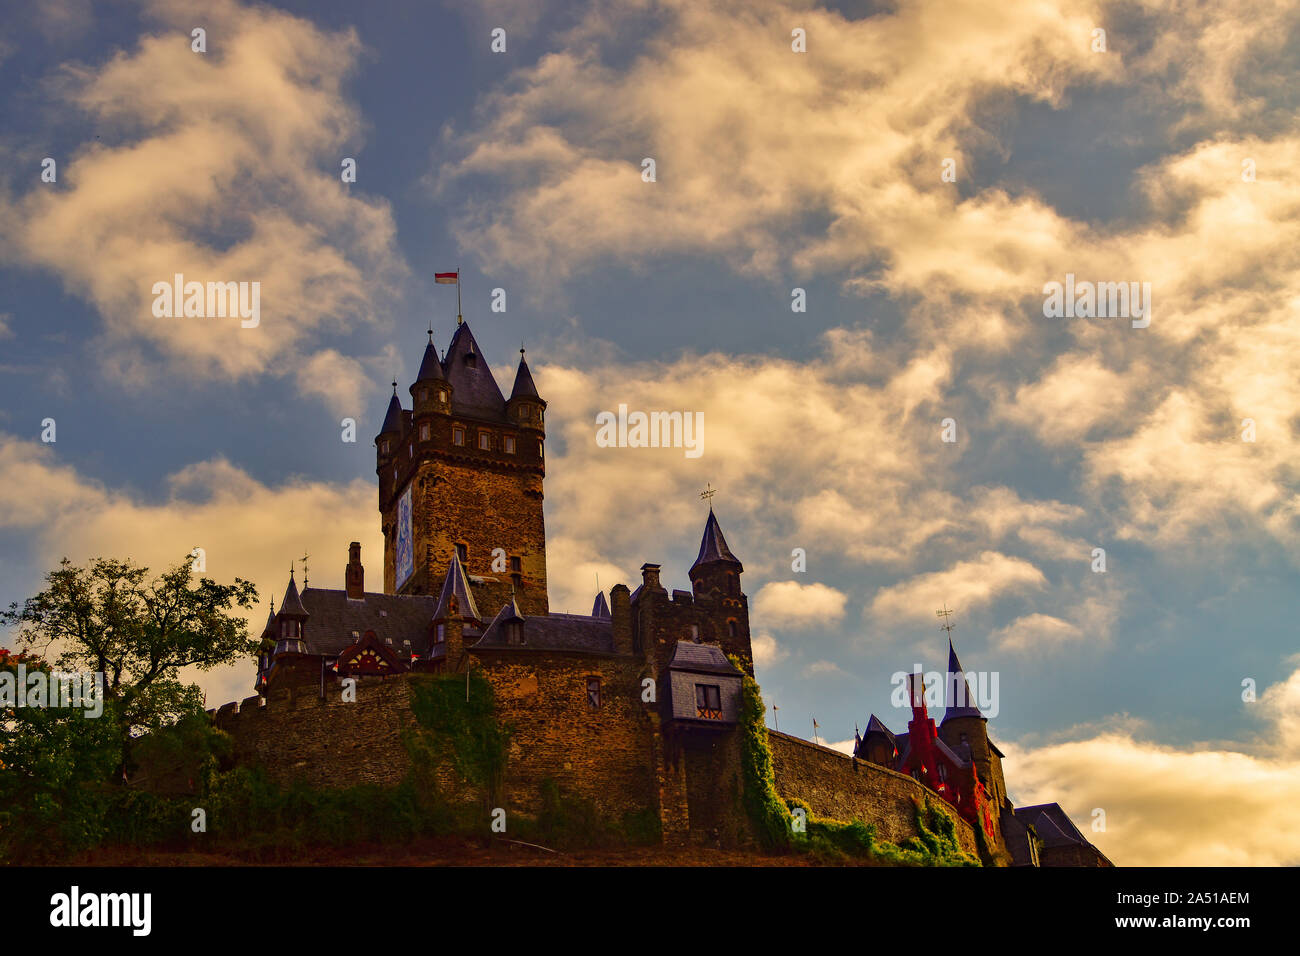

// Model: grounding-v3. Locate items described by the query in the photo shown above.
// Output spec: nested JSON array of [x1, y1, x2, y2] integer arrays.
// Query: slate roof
[[473, 611, 615, 653], [433, 551, 481, 623], [1000, 806, 1036, 866], [510, 351, 540, 401], [443, 322, 507, 421], [280, 573, 308, 618], [415, 338, 447, 382], [591, 590, 611, 619], [1014, 803, 1091, 849], [942, 639, 984, 722], [380, 391, 404, 434], [689, 508, 743, 576], [291, 588, 440, 657], [668, 642, 743, 676]]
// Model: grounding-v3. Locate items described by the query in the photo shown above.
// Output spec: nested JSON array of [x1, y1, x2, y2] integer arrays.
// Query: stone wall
[[767, 729, 978, 855]]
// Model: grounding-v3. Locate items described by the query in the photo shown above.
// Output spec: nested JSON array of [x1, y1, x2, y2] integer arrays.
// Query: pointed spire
[[689, 507, 743, 577], [442, 321, 506, 419], [281, 570, 308, 619], [510, 347, 540, 401], [591, 590, 611, 619], [415, 337, 447, 383], [942, 638, 983, 722], [381, 389, 404, 434], [433, 549, 481, 624]]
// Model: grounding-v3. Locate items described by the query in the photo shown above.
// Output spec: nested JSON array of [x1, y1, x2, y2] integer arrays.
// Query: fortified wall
[[767, 729, 978, 855], [210, 673, 977, 854]]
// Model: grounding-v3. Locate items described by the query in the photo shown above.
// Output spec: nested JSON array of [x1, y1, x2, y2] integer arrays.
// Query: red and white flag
[[435, 272, 458, 284]]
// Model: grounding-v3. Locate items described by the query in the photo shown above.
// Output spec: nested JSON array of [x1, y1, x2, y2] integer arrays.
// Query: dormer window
[[506, 622, 522, 645], [466, 352, 478, 368], [436, 624, 445, 643]]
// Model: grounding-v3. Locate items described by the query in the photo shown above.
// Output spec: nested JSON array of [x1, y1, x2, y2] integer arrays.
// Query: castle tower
[[687, 507, 753, 674], [939, 639, 1009, 842], [376, 323, 548, 614]]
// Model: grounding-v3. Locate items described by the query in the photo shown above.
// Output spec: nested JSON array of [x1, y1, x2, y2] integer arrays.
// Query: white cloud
[[754, 580, 847, 629]]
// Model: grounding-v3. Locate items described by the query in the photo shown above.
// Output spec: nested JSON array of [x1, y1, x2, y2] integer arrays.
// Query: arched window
[[727, 619, 738, 638]]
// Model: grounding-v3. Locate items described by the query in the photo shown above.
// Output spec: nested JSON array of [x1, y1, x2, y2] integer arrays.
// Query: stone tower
[[375, 322, 548, 614]]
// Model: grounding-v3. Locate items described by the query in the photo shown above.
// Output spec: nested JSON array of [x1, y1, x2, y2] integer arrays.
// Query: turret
[[506, 347, 545, 435], [410, 332, 451, 418], [273, 570, 309, 656], [687, 507, 752, 673]]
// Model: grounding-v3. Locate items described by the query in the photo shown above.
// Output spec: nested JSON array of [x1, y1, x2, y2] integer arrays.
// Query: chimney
[[345, 542, 365, 599], [611, 584, 633, 656], [640, 563, 665, 593]]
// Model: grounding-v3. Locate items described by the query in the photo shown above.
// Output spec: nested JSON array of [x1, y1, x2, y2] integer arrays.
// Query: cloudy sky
[[3, 0, 1299, 865]]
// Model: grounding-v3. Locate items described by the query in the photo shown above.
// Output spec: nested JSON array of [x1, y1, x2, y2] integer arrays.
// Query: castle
[[224, 319, 1110, 865]]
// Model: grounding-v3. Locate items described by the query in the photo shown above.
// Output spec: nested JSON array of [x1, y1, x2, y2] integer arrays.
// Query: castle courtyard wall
[[767, 729, 979, 855]]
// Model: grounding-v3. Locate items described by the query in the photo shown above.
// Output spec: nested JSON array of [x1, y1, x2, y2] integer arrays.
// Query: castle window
[[478, 431, 492, 450], [419, 422, 430, 441], [456, 543, 468, 563], [538, 408, 543, 423], [695, 684, 722, 720], [504, 435, 516, 454], [690, 624, 699, 640], [506, 622, 522, 645], [436, 624, 445, 643], [438, 389, 447, 404], [452, 427, 465, 446], [518, 405, 529, 421], [408, 444, 413, 458], [538, 440, 544, 458], [586, 678, 601, 709], [418, 388, 427, 402], [381, 440, 389, 454], [937, 763, 948, 782], [510, 556, 521, 573], [727, 619, 738, 638]]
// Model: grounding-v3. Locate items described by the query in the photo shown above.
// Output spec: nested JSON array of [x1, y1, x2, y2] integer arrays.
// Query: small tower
[[274, 570, 309, 656], [939, 638, 1009, 839], [688, 507, 752, 672]]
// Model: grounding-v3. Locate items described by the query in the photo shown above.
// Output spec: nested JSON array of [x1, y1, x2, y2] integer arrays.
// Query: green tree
[[1, 555, 258, 781]]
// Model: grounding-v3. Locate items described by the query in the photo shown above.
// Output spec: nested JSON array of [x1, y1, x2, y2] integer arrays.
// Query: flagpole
[[457, 266, 462, 324]]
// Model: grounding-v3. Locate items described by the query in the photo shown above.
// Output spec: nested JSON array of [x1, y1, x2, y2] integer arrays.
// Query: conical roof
[[510, 350, 540, 401], [281, 572, 308, 618], [380, 389, 404, 434], [591, 590, 611, 619], [689, 507, 743, 576], [942, 639, 984, 721], [415, 337, 447, 383], [433, 550, 481, 623]]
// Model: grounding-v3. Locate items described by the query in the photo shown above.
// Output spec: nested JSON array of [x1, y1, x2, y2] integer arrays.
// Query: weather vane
[[700, 482, 716, 502], [936, 603, 956, 637], [301, 552, 310, 589]]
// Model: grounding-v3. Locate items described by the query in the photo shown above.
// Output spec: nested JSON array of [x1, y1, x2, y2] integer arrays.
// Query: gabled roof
[[509, 350, 540, 401], [473, 612, 614, 653], [280, 572, 308, 618], [433, 551, 481, 624], [591, 590, 611, 619], [689, 507, 743, 576], [294, 588, 441, 657], [864, 714, 896, 741], [443, 322, 506, 421], [668, 641, 743, 676], [380, 390, 404, 434], [942, 639, 984, 722], [415, 338, 447, 382], [1014, 804, 1090, 848]]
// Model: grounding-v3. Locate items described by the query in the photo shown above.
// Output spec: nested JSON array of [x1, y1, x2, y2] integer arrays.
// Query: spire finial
[[391, 380, 397, 395], [700, 482, 716, 503], [936, 603, 956, 638]]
